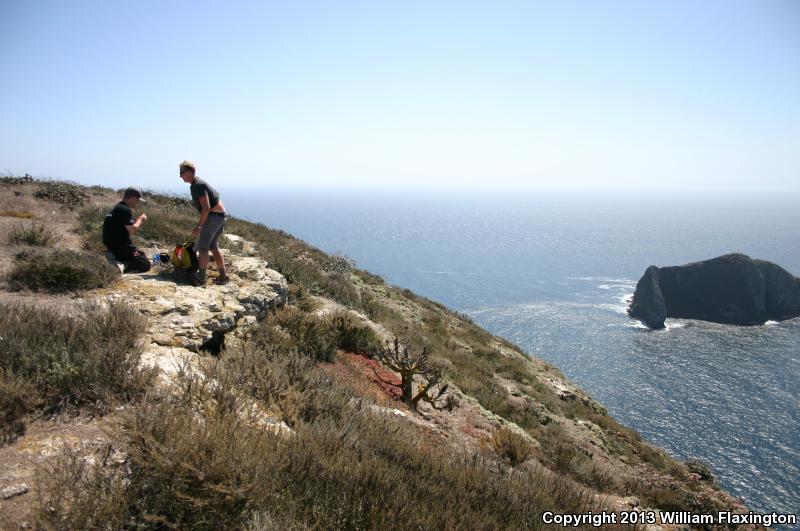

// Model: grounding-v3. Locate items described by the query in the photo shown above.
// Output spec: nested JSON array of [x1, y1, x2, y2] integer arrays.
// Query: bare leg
[[211, 248, 227, 277], [198, 249, 210, 270]]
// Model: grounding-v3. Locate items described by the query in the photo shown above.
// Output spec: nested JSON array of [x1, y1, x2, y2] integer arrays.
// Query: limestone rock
[[0, 484, 29, 499], [222, 233, 257, 257], [107, 234, 287, 370]]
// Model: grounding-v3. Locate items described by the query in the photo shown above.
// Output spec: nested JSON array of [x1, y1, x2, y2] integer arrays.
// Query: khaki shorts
[[197, 213, 226, 251]]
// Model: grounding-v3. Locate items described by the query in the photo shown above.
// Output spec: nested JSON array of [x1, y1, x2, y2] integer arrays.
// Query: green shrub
[[287, 283, 319, 313], [319, 272, 361, 307], [357, 290, 400, 323], [0, 301, 156, 413], [8, 221, 55, 246], [640, 484, 689, 512], [261, 307, 382, 362], [8, 249, 119, 292], [268, 306, 339, 363], [328, 310, 382, 355]]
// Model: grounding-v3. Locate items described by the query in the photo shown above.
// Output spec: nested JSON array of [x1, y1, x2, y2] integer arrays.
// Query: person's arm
[[125, 213, 147, 235], [192, 194, 211, 237]]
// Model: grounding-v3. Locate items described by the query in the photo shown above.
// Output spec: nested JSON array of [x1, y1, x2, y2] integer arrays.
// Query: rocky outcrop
[[629, 253, 800, 328], [628, 266, 667, 329], [107, 233, 288, 373]]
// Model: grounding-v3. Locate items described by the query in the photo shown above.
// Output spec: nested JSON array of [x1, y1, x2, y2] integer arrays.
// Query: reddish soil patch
[[317, 351, 406, 408], [461, 425, 492, 440], [343, 352, 404, 401]]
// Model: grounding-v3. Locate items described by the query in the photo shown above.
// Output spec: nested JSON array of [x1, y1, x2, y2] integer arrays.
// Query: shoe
[[192, 274, 206, 288], [213, 275, 230, 285]]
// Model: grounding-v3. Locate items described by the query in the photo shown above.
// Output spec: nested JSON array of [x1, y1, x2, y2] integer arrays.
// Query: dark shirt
[[190, 177, 221, 213], [102, 201, 134, 250]]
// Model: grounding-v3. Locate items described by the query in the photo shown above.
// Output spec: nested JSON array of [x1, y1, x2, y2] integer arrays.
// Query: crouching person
[[102, 187, 151, 273], [179, 160, 228, 287]]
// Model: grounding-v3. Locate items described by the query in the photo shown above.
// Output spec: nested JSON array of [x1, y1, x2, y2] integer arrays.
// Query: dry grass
[[0, 369, 38, 443], [0, 210, 36, 218], [8, 221, 55, 246], [35, 344, 638, 531], [490, 427, 534, 466]]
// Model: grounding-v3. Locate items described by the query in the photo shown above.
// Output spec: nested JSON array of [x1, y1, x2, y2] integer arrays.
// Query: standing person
[[102, 187, 151, 273], [179, 160, 229, 287]]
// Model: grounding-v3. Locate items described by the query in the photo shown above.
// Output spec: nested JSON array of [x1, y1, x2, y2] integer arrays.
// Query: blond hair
[[179, 160, 196, 174]]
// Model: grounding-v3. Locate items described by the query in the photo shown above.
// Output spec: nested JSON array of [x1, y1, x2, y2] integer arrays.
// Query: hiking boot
[[192, 273, 206, 288], [213, 274, 230, 285]]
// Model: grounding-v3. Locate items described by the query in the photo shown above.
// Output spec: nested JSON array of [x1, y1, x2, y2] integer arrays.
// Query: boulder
[[628, 253, 800, 328]]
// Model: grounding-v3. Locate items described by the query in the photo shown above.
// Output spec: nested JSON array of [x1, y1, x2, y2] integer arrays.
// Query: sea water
[[226, 187, 800, 519]]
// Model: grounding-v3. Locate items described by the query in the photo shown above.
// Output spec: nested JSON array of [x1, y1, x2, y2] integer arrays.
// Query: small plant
[[269, 306, 339, 362], [287, 283, 319, 313], [322, 252, 356, 275], [491, 427, 534, 466], [320, 272, 361, 307], [372, 337, 449, 412], [8, 221, 55, 246], [8, 248, 119, 292], [328, 310, 382, 355]]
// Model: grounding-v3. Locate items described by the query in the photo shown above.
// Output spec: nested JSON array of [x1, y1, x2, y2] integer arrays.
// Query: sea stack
[[628, 253, 800, 329]]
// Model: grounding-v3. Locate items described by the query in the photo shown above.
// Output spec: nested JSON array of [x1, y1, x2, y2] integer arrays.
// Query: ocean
[[225, 186, 800, 518]]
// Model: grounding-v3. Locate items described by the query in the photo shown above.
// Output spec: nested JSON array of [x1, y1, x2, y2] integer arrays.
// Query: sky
[[1, 0, 798, 192]]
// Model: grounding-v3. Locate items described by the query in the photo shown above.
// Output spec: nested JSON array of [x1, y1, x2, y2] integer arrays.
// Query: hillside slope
[[0, 177, 756, 530]]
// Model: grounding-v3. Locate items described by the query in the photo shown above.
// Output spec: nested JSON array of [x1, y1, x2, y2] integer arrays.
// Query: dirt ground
[[0, 414, 123, 530]]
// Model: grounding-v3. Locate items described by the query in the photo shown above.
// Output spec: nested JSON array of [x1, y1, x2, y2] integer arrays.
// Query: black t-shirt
[[190, 177, 220, 212], [102, 201, 134, 250]]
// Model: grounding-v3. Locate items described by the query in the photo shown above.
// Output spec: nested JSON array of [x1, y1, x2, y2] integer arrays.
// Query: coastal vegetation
[[8, 248, 120, 292], [7, 221, 55, 246], [0, 301, 155, 442], [0, 178, 741, 528]]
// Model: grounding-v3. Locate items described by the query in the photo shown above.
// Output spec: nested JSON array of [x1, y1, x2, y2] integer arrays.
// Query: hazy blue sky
[[1, 1, 798, 191]]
